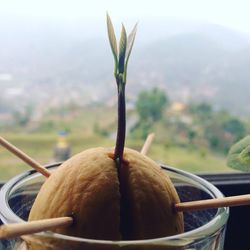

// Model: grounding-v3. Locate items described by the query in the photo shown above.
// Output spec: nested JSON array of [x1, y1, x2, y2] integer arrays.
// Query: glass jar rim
[[0, 163, 229, 246]]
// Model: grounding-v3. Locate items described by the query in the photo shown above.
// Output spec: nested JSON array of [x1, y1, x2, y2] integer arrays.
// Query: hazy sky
[[1, 0, 250, 33]]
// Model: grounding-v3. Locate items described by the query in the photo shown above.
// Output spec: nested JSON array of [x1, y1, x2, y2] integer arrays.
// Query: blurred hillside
[[1, 18, 250, 124]]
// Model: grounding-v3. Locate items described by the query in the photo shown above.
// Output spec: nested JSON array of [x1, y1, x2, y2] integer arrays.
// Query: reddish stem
[[114, 79, 126, 166]]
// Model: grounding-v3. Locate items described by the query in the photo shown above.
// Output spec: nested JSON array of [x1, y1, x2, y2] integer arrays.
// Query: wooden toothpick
[[141, 133, 155, 155], [0, 136, 51, 178], [175, 194, 250, 212], [0, 217, 73, 239]]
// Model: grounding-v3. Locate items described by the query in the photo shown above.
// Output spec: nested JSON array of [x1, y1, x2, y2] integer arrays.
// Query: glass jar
[[0, 164, 229, 250]]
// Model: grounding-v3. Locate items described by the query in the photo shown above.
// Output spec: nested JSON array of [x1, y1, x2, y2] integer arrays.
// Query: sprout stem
[[107, 15, 136, 168], [114, 77, 126, 166]]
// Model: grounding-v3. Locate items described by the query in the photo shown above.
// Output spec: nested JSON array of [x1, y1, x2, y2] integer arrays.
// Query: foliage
[[187, 103, 248, 154], [12, 105, 33, 127], [130, 120, 153, 139], [106, 13, 137, 83], [204, 115, 246, 154], [204, 121, 233, 153], [135, 87, 169, 122], [223, 118, 246, 141], [131, 88, 169, 139], [188, 102, 212, 120], [227, 135, 250, 171]]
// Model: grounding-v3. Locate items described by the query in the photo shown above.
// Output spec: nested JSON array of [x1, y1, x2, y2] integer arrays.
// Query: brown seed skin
[[29, 147, 121, 241], [27, 147, 184, 250], [121, 148, 184, 240]]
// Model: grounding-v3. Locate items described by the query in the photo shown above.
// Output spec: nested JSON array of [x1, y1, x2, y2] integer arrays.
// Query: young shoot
[[106, 14, 137, 167]]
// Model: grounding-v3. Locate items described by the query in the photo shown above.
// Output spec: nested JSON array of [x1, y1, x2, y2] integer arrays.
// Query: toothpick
[[141, 133, 155, 155], [0, 136, 51, 177], [0, 217, 73, 239], [175, 194, 250, 212]]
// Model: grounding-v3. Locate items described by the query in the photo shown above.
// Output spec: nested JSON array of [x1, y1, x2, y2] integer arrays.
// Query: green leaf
[[106, 13, 118, 67], [227, 135, 250, 171], [124, 23, 137, 83], [118, 24, 127, 74], [125, 23, 138, 64], [239, 145, 250, 164]]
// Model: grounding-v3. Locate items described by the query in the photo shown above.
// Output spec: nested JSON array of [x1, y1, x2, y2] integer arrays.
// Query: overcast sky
[[1, 0, 250, 34]]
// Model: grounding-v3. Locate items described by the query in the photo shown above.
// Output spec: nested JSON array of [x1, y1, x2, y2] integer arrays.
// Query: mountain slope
[[0, 20, 250, 116]]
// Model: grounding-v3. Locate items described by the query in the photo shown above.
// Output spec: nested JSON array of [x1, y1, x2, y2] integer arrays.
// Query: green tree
[[204, 121, 229, 152], [188, 102, 212, 121], [12, 105, 33, 127], [130, 119, 153, 139], [135, 88, 168, 122], [223, 118, 246, 141]]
